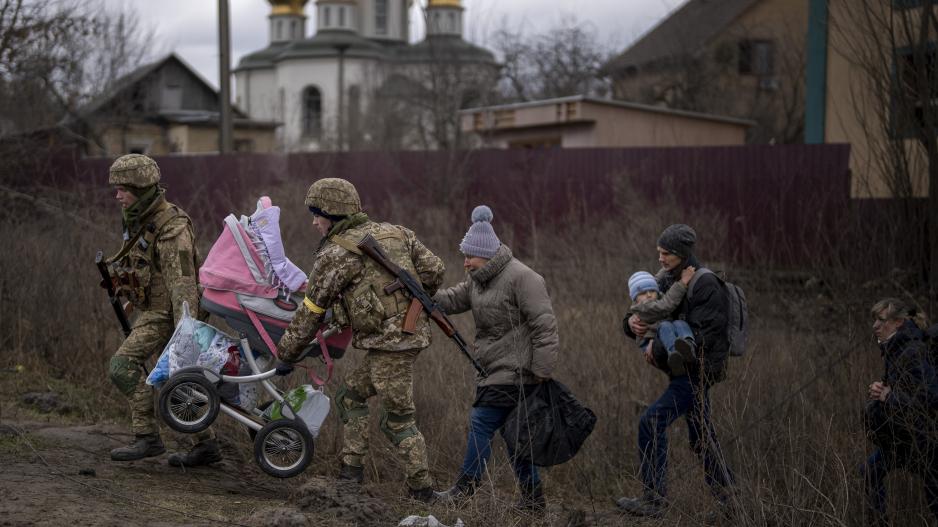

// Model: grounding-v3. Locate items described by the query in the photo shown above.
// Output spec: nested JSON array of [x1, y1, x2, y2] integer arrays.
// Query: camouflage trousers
[[109, 309, 214, 442], [337, 348, 432, 490]]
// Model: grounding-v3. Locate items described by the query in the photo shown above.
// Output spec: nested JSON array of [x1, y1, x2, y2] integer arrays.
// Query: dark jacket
[[627, 256, 729, 382], [880, 320, 938, 433]]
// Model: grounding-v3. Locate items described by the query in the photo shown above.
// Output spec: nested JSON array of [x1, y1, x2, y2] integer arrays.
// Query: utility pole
[[218, 0, 233, 153], [335, 44, 349, 151]]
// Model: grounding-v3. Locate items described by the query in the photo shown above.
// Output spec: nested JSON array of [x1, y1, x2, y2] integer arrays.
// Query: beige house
[[73, 54, 278, 156], [603, 0, 809, 144], [460, 96, 752, 149], [818, 0, 937, 198]]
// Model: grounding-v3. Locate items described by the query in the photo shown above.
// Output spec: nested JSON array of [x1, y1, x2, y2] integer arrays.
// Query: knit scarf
[[319, 212, 370, 251], [121, 185, 163, 233]]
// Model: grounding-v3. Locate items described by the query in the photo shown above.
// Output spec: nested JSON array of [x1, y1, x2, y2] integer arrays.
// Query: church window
[[375, 0, 388, 35], [339, 6, 346, 27], [276, 20, 283, 40], [447, 12, 455, 32], [323, 7, 331, 27], [302, 86, 322, 137]]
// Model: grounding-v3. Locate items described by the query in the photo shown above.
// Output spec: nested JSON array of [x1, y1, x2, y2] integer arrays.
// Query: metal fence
[[43, 144, 874, 269]]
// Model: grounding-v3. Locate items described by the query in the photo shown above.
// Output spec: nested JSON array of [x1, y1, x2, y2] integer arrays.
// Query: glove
[[274, 360, 295, 376]]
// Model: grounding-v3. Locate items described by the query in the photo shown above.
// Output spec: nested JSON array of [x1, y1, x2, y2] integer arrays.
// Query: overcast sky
[[104, 0, 683, 88]]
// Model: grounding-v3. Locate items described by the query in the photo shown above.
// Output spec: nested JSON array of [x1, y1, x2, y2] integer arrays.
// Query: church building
[[234, 0, 498, 151]]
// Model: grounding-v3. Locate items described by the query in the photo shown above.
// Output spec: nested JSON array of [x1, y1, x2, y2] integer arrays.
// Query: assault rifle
[[95, 251, 132, 337], [357, 234, 487, 377]]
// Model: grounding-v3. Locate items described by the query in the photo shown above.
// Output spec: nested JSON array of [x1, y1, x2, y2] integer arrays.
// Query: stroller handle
[[296, 324, 341, 362]]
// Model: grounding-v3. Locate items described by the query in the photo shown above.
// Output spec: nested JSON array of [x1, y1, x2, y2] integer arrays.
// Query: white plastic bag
[[236, 354, 269, 411], [262, 385, 331, 437], [296, 388, 330, 437], [146, 302, 240, 386], [146, 302, 200, 386], [196, 333, 239, 374]]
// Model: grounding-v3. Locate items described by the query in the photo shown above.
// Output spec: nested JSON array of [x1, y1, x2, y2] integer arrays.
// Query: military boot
[[167, 439, 222, 467], [408, 486, 437, 504], [337, 462, 364, 484], [110, 434, 165, 461], [433, 474, 479, 505], [516, 481, 546, 512]]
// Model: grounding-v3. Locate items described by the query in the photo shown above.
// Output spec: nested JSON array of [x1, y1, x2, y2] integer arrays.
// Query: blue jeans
[[639, 320, 693, 355], [458, 405, 540, 487], [657, 320, 694, 354], [637, 374, 734, 499], [861, 448, 938, 521]]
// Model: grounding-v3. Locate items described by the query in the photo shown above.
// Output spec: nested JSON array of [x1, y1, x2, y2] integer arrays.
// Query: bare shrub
[[0, 169, 932, 525]]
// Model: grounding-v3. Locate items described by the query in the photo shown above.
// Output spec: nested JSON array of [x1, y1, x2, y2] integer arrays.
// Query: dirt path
[[0, 419, 405, 527], [0, 387, 636, 527]]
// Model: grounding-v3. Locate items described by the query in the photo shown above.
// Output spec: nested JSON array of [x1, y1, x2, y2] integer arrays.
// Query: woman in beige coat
[[432, 205, 559, 511]]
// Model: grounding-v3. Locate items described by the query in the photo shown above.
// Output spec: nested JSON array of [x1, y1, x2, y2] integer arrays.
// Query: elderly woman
[[432, 205, 559, 511], [862, 298, 938, 525]]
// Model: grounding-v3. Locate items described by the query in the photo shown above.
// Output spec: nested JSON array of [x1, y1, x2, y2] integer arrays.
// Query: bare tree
[[831, 0, 938, 313], [361, 6, 500, 152], [0, 0, 153, 150], [492, 15, 614, 102]]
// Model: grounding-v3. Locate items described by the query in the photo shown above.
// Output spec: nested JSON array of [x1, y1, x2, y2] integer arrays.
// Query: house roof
[[77, 53, 228, 119], [393, 35, 496, 65], [603, 0, 759, 73], [235, 32, 496, 71], [460, 95, 755, 128], [71, 53, 278, 128]]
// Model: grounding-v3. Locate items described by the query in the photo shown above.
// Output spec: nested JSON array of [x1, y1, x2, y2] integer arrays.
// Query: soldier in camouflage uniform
[[276, 178, 445, 502], [105, 154, 221, 467]]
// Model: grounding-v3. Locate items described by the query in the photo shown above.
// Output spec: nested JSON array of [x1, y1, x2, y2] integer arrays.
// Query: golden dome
[[428, 0, 462, 7], [269, 0, 308, 16]]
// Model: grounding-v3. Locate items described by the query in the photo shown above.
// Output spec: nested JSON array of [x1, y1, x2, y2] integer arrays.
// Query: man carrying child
[[618, 224, 736, 520]]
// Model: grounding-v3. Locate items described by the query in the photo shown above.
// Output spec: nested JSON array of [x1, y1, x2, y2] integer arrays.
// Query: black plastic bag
[[501, 380, 597, 467]]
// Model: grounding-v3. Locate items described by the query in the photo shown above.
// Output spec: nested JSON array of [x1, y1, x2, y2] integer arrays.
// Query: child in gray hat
[[627, 267, 696, 376]]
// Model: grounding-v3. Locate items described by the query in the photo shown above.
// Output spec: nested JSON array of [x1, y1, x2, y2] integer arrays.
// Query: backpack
[[687, 268, 749, 357]]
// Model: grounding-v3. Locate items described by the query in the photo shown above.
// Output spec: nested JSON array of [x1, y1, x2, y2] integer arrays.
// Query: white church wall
[[277, 56, 383, 150], [235, 69, 280, 122]]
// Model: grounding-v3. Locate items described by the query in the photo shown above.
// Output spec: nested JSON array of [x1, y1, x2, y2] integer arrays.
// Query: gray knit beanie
[[657, 224, 696, 259], [459, 205, 500, 259]]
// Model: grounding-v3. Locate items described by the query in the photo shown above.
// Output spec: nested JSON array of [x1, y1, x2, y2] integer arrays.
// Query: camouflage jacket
[[109, 196, 200, 326], [277, 220, 445, 362]]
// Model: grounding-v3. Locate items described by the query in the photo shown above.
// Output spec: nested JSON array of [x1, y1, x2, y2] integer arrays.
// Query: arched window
[[339, 6, 346, 27], [323, 6, 331, 27], [302, 86, 322, 137], [276, 20, 283, 40]]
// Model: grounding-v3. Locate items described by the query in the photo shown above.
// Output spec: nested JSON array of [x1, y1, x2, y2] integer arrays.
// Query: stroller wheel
[[254, 419, 313, 478], [158, 372, 220, 433]]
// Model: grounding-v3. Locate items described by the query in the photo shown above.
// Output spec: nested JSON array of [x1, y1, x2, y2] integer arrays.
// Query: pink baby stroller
[[156, 197, 352, 478]]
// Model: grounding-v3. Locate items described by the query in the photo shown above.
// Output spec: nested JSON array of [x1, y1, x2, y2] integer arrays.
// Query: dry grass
[[0, 179, 932, 526]]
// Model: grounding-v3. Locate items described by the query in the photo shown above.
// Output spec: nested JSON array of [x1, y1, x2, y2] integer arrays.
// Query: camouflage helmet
[[108, 154, 160, 187], [305, 178, 361, 217]]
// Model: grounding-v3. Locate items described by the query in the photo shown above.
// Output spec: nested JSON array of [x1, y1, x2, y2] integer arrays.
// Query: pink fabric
[[200, 218, 278, 298]]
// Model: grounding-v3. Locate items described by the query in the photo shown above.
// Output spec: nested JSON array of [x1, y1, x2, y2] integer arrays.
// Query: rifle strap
[[330, 234, 363, 255], [107, 201, 179, 264]]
